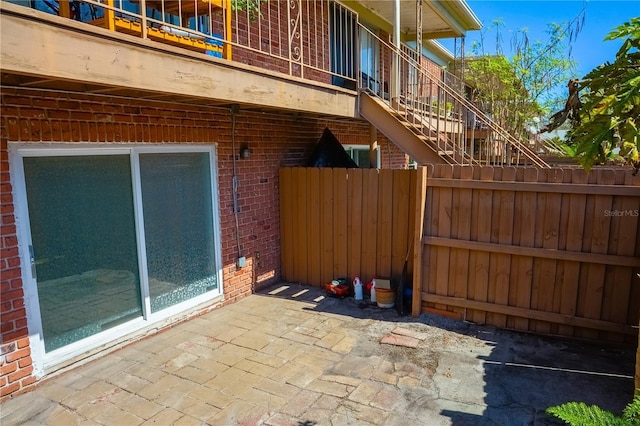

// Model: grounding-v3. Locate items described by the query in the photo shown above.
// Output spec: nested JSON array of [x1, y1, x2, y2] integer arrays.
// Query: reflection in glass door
[[23, 155, 142, 352], [139, 152, 218, 312]]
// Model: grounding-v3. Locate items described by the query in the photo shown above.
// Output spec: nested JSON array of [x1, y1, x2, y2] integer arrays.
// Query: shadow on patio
[[260, 282, 637, 425]]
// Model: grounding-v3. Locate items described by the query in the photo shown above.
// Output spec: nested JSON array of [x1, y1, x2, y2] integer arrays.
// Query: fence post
[[412, 166, 427, 317], [636, 318, 639, 394]]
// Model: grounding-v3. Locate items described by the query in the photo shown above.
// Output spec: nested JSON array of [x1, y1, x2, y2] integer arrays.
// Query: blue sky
[[451, 0, 639, 76]]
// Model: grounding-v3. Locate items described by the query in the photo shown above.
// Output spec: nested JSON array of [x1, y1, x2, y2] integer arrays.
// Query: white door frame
[[9, 143, 224, 376]]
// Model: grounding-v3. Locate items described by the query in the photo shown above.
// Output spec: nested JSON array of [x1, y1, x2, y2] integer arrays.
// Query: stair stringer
[[359, 92, 449, 165]]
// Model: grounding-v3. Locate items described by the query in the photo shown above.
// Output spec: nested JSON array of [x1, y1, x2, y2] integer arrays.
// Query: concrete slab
[[1, 283, 636, 425]]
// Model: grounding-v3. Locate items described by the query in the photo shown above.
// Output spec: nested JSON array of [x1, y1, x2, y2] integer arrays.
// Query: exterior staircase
[[359, 91, 475, 165], [357, 28, 550, 168]]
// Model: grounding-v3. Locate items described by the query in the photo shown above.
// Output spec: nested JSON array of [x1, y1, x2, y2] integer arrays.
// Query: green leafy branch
[[546, 390, 640, 426], [231, 0, 265, 20], [566, 18, 640, 172]]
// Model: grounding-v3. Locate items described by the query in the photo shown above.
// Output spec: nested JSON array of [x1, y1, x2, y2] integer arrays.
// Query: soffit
[[347, 0, 481, 39]]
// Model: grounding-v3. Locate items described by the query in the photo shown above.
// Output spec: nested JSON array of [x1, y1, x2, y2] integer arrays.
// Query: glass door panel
[[23, 155, 142, 353], [139, 152, 218, 312]]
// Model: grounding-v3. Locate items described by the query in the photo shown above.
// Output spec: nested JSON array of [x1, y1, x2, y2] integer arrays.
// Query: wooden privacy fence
[[280, 165, 639, 345], [417, 165, 640, 344], [279, 167, 420, 287]]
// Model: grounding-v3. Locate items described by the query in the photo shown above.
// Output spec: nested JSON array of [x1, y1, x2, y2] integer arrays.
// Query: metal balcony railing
[[12, 0, 358, 87]]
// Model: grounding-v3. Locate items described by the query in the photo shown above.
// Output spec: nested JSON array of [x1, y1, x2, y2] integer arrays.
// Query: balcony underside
[[0, 4, 357, 118]]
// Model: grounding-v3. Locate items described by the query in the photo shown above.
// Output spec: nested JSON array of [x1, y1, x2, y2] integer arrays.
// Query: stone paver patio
[[1, 283, 635, 425]]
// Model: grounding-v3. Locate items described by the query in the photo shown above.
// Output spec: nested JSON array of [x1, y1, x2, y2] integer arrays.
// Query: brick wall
[[0, 133, 34, 397], [0, 87, 407, 399]]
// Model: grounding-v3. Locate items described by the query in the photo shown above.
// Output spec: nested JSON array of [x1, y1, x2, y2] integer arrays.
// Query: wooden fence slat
[[606, 174, 640, 327], [377, 169, 394, 279], [361, 169, 379, 282], [558, 169, 588, 337], [279, 168, 294, 281], [412, 167, 427, 317], [422, 237, 640, 267], [320, 168, 334, 286], [491, 167, 516, 328], [292, 167, 308, 284], [333, 168, 349, 280], [425, 167, 439, 298], [470, 167, 494, 324], [583, 169, 616, 340], [422, 292, 636, 335], [391, 170, 411, 280], [451, 167, 473, 319], [435, 166, 453, 312], [537, 169, 563, 334], [626, 172, 640, 336], [551, 169, 573, 335], [306, 168, 321, 286], [530, 169, 548, 332], [407, 171, 418, 285], [426, 178, 640, 195], [466, 167, 481, 319], [347, 169, 363, 284]]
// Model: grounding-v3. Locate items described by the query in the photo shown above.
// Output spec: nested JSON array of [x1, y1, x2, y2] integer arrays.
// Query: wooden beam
[[427, 178, 640, 196], [359, 93, 445, 164], [422, 292, 637, 335], [423, 236, 640, 268], [58, 0, 71, 18], [224, 0, 232, 60]]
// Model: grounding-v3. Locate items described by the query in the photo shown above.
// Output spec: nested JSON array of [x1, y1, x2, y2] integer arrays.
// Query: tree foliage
[[546, 391, 640, 426], [465, 55, 541, 140], [464, 20, 578, 139], [231, 0, 265, 19], [566, 18, 640, 172]]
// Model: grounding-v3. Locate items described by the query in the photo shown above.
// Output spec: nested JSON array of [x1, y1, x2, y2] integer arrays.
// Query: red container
[[324, 282, 349, 297]]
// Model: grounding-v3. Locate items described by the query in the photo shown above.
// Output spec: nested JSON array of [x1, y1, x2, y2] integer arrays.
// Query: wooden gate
[[279, 167, 420, 287]]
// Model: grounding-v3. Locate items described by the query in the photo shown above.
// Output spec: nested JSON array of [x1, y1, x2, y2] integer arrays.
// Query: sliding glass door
[[23, 155, 142, 352], [16, 146, 222, 365]]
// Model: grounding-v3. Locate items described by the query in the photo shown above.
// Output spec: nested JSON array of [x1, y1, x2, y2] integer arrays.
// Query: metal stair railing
[[358, 25, 550, 168]]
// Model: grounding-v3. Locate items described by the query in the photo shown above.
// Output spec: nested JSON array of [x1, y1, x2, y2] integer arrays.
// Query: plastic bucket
[[376, 288, 395, 308]]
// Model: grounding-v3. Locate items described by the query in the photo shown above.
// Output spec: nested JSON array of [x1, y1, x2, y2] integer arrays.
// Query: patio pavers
[[1, 283, 636, 425]]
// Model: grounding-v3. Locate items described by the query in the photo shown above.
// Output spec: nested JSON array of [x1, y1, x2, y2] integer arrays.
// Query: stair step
[[438, 150, 455, 156], [417, 134, 438, 143]]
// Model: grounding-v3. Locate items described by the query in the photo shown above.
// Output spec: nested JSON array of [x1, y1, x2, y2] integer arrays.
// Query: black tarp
[[307, 127, 359, 168]]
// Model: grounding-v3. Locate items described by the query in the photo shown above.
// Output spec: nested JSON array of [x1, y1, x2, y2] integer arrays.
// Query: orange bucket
[[376, 287, 395, 308]]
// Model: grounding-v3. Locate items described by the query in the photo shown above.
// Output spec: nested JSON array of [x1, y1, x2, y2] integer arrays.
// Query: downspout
[[390, 0, 400, 101], [230, 104, 245, 269]]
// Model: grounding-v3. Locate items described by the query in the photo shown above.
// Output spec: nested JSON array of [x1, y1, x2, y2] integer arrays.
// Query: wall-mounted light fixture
[[240, 146, 250, 159]]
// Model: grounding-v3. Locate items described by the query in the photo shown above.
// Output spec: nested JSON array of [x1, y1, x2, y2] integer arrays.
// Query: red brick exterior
[[0, 88, 409, 399]]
